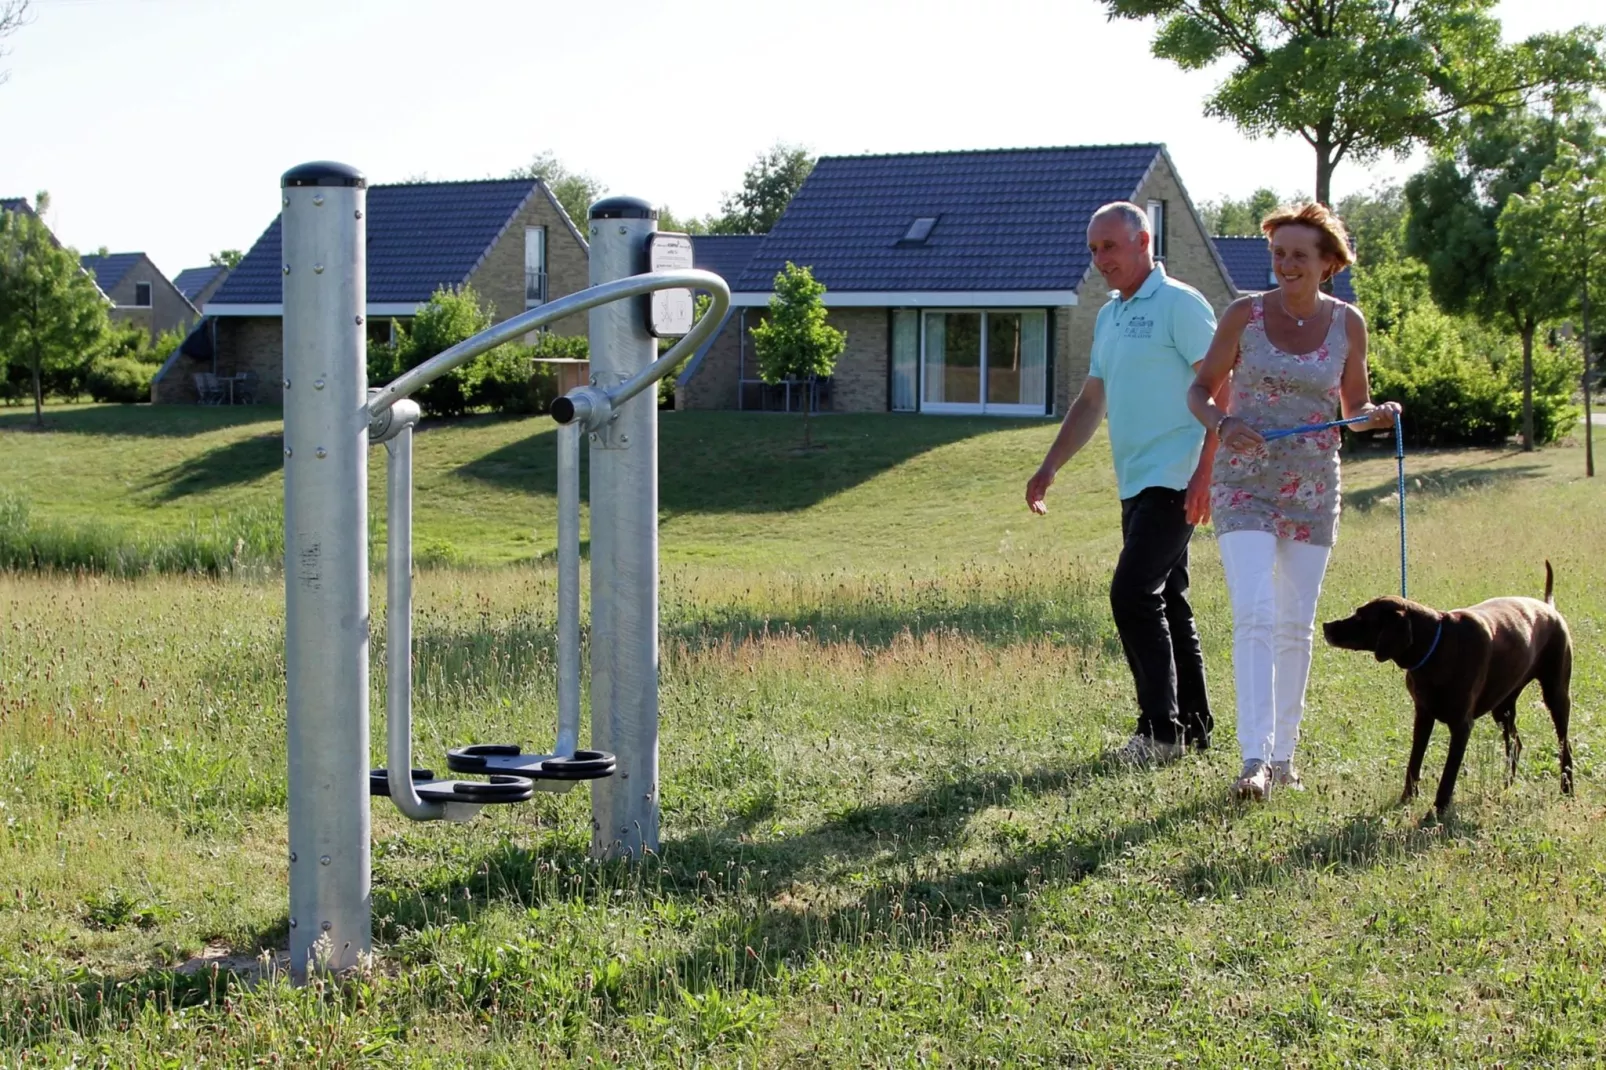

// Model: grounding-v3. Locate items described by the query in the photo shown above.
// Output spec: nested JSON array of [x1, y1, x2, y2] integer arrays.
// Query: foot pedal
[[369, 767, 535, 804], [445, 744, 616, 781]]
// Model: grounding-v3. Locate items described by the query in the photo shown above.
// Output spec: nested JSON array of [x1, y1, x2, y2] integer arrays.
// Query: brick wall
[[467, 185, 589, 337], [827, 308, 887, 412], [153, 317, 285, 405], [675, 309, 749, 410]]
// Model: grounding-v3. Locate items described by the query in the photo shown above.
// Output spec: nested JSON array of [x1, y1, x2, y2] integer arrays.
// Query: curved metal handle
[[367, 269, 731, 422]]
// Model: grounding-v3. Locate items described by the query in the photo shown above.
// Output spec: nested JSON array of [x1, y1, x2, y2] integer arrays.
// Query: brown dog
[[1321, 562, 1573, 816]]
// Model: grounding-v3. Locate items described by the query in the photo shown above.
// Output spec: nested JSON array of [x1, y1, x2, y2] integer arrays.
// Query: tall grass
[[0, 491, 282, 578]]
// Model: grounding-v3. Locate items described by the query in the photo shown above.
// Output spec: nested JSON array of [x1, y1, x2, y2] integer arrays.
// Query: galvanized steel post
[[281, 161, 371, 979], [586, 198, 660, 860]]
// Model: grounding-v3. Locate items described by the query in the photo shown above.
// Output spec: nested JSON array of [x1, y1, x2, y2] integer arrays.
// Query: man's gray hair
[[1088, 201, 1150, 239]]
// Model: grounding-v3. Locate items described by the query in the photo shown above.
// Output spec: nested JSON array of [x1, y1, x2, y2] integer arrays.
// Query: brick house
[[80, 252, 198, 341], [1211, 235, 1357, 302], [152, 177, 589, 404], [675, 144, 1237, 417]]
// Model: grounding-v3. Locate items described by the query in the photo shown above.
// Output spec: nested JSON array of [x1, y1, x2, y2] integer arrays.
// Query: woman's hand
[[1358, 401, 1402, 431], [1218, 414, 1265, 454]]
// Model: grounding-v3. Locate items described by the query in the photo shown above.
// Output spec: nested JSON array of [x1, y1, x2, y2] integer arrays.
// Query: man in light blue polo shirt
[[1026, 201, 1224, 765]]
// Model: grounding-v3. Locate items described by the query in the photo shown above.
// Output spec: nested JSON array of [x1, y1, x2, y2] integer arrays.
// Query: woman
[[1186, 202, 1401, 801]]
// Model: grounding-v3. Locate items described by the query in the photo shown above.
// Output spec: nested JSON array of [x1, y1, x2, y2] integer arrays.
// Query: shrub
[[396, 285, 496, 418], [85, 356, 156, 404]]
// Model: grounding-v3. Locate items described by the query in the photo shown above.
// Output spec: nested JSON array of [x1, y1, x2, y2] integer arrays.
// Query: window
[[898, 216, 939, 246], [133, 281, 152, 307], [1146, 199, 1166, 260], [920, 309, 1048, 414], [525, 226, 546, 307]]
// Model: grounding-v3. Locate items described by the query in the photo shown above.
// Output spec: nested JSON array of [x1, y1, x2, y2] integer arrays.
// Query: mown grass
[[1, 404, 1603, 1066]]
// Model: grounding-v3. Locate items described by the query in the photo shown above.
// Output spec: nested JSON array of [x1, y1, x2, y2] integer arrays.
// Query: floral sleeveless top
[[1210, 294, 1349, 547]]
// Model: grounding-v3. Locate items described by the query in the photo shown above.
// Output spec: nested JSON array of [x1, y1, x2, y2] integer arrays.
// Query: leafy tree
[[509, 150, 607, 227], [209, 249, 243, 270], [1, 0, 29, 86], [748, 263, 844, 447], [0, 201, 109, 424], [1405, 106, 1600, 449], [1200, 187, 1285, 235], [708, 144, 815, 235], [1097, 0, 1606, 207], [655, 206, 709, 235], [394, 284, 499, 418]]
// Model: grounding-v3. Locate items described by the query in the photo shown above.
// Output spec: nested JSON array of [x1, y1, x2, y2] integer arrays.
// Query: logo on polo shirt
[[1121, 315, 1155, 339]]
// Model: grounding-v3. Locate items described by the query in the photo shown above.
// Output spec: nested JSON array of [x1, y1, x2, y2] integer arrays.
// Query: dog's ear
[[1373, 606, 1414, 663]]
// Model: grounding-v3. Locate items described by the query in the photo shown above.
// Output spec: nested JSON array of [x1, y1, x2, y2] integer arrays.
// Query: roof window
[[898, 216, 939, 246]]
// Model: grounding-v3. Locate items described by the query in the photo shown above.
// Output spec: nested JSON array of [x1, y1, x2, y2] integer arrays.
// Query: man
[[1025, 201, 1224, 765]]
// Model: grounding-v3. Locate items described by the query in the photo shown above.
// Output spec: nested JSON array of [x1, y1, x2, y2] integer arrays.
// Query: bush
[[85, 357, 156, 404], [396, 285, 496, 418], [1367, 306, 1577, 448]]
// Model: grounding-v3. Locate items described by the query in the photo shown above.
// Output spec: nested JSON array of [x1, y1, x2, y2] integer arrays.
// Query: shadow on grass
[[1345, 459, 1545, 513], [1172, 807, 1481, 899], [142, 431, 285, 501], [0, 403, 281, 439], [457, 412, 1024, 516]]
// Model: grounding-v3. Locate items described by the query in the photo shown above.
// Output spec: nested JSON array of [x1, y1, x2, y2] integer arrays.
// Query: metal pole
[[556, 420, 580, 757], [587, 197, 660, 861], [281, 160, 371, 979], [1583, 199, 1594, 478]]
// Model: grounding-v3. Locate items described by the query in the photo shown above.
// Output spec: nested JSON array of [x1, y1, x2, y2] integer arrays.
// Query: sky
[[0, 0, 1599, 280]]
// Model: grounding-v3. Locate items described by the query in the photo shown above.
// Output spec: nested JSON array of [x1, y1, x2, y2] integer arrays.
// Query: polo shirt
[[1087, 263, 1219, 500]]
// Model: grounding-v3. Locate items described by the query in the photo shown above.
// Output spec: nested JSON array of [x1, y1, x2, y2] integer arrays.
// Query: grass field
[[1, 402, 1603, 1067]]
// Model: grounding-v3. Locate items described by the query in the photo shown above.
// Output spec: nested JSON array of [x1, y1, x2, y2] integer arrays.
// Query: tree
[[655, 206, 708, 235], [392, 284, 495, 418], [1405, 106, 1600, 449], [210, 249, 243, 270], [748, 263, 844, 447], [509, 150, 607, 227], [1, 1, 29, 86], [707, 143, 815, 235], [1097, 0, 1606, 208], [1200, 187, 1285, 235], [1497, 142, 1606, 456], [0, 202, 109, 425]]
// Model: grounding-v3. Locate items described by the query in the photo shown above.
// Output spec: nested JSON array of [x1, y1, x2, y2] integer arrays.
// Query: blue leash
[[1258, 412, 1407, 598]]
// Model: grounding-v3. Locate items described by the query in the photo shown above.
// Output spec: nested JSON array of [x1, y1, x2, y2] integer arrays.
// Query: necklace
[[1280, 290, 1318, 328]]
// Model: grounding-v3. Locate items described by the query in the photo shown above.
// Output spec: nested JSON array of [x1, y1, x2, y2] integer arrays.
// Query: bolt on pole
[[586, 197, 661, 861], [281, 161, 372, 979]]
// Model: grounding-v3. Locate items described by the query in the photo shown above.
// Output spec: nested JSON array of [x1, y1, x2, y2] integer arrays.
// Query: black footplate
[[369, 767, 535, 804], [445, 744, 617, 781]]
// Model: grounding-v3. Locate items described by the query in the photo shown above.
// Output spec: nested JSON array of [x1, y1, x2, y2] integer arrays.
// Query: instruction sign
[[647, 232, 695, 337]]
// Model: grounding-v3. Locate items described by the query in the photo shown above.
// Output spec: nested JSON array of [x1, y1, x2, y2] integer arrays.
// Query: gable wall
[[467, 190, 589, 337]]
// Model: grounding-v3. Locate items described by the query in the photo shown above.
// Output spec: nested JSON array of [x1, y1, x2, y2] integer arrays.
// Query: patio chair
[[235, 371, 259, 405], [193, 372, 223, 405]]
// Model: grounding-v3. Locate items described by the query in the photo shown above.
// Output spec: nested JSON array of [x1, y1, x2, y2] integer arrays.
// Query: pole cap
[[282, 162, 367, 189], [589, 196, 655, 220]]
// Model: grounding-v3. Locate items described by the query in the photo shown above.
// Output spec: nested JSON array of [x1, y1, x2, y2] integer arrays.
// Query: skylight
[[899, 216, 939, 245]]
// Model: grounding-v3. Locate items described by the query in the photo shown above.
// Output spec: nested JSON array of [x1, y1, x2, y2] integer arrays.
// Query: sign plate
[[647, 232, 695, 338]]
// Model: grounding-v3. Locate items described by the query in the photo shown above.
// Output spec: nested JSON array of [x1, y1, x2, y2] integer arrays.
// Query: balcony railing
[[525, 269, 547, 307]]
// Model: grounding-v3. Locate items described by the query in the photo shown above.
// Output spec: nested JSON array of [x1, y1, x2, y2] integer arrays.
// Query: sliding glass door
[[918, 309, 1047, 415]]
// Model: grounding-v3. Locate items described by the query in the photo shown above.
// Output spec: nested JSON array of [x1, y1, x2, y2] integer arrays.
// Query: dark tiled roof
[[691, 235, 765, 291], [210, 179, 541, 306], [79, 252, 145, 294], [733, 144, 1163, 293], [173, 264, 227, 302], [1, 198, 31, 216], [1212, 236, 1356, 303]]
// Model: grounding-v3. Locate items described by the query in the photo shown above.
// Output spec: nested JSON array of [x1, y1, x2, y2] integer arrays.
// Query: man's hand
[[1026, 465, 1056, 515], [1185, 464, 1212, 526]]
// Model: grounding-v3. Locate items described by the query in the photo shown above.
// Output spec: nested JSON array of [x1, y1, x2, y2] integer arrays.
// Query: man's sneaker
[[1112, 734, 1186, 767], [1233, 759, 1272, 801], [1270, 760, 1305, 791]]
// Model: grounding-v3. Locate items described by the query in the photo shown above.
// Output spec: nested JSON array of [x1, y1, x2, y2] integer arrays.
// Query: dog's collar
[[1405, 619, 1444, 672]]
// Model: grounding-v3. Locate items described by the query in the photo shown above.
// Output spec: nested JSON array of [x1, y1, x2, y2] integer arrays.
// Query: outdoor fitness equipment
[[280, 160, 728, 980]]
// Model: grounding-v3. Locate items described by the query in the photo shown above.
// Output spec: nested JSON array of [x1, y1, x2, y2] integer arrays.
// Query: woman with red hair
[[1186, 202, 1401, 801]]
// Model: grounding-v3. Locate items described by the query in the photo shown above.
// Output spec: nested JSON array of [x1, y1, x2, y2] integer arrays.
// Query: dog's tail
[[1544, 559, 1554, 605]]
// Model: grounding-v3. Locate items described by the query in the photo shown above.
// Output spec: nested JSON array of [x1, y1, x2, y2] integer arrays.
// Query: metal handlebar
[[366, 268, 731, 425]]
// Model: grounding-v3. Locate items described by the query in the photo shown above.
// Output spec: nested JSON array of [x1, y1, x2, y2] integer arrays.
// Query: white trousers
[[1218, 530, 1333, 764]]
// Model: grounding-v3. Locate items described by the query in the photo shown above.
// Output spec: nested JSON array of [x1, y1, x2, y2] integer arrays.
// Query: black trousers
[[1110, 486, 1213, 747]]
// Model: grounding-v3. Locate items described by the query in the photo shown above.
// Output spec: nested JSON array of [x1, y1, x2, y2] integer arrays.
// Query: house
[[152, 176, 589, 405], [674, 144, 1237, 417], [173, 264, 232, 311], [1212, 236, 1357, 303], [80, 252, 198, 340]]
